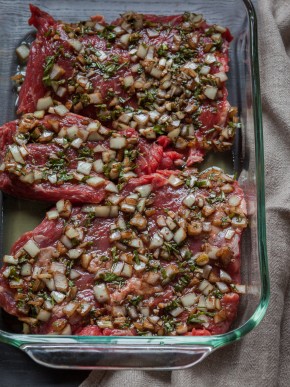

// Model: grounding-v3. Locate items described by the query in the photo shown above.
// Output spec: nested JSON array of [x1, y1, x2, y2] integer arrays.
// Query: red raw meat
[[0, 167, 247, 336], [17, 6, 239, 166], [0, 112, 179, 203]]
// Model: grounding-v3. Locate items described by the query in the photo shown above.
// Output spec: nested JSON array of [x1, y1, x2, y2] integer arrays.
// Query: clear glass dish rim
[[0, 0, 269, 350]]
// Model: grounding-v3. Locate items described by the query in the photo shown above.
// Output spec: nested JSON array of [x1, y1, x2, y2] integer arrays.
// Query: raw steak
[[0, 112, 181, 202], [17, 6, 239, 165], [0, 167, 247, 336]]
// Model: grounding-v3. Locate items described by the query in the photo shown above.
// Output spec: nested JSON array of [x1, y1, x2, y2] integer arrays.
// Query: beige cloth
[[81, 1, 290, 385]]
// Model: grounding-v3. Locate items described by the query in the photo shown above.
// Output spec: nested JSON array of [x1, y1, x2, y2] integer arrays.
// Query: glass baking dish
[[0, 0, 269, 369]]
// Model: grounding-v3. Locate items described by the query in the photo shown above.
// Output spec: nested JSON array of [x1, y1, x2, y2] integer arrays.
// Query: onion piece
[[68, 38, 83, 51], [54, 273, 68, 292], [63, 302, 79, 318], [135, 184, 152, 198], [86, 176, 105, 187], [93, 159, 104, 173], [199, 65, 211, 75], [37, 309, 51, 322], [3, 255, 18, 265], [214, 72, 228, 82], [50, 64, 65, 80], [170, 306, 184, 317], [228, 195, 241, 207], [216, 281, 230, 293], [23, 239, 40, 258], [51, 291, 66, 304], [123, 75, 134, 88], [183, 193, 196, 208], [93, 283, 110, 303], [21, 263, 32, 276], [137, 44, 148, 59], [220, 270, 232, 283], [180, 293, 198, 307], [82, 205, 118, 218], [77, 161, 92, 175], [67, 248, 83, 260], [8, 145, 25, 164], [110, 137, 127, 149], [16, 44, 30, 62], [36, 96, 53, 111], [89, 93, 103, 104], [160, 227, 174, 242], [204, 86, 218, 100], [50, 262, 66, 274], [149, 233, 164, 249], [234, 284, 246, 294], [105, 182, 118, 193], [173, 227, 186, 244], [168, 175, 183, 187]]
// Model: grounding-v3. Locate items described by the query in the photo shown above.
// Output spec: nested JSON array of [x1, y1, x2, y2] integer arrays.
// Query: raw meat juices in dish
[[0, 168, 247, 336], [0, 5, 247, 337], [17, 5, 239, 165], [0, 112, 181, 203]]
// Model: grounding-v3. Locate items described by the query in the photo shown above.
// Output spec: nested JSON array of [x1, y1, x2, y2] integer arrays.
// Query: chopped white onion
[[110, 137, 127, 149], [168, 175, 183, 187], [63, 302, 79, 317], [54, 105, 69, 117], [199, 65, 211, 75], [21, 263, 32, 276], [37, 309, 51, 322], [216, 281, 230, 293], [36, 96, 53, 111], [77, 161, 92, 175], [54, 273, 68, 292], [16, 44, 30, 61], [149, 233, 164, 249], [214, 72, 228, 82], [136, 44, 148, 59], [170, 306, 184, 317], [23, 239, 40, 258], [105, 182, 118, 193], [173, 227, 186, 244], [67, 248, 83, 259], [46, 210, 59, 220], [204, 86, 218, 100], [8, 145, 25, 164], [180, 293, 198, 307], [160, 227, 174, 242], [86, 176, 105, 187], [228, 195, 241, 207], [135, 184, 152, 198], [183, 193, 196, 208], [3, 255, 18, 265], [93, 159, 104, 173], [50, 262, 66, 274], [89, 93, 103, 104], [93, 283, 110, 303], [68, 38, 83, 51], [220, 270, 232, 283], [51, 291, 66, 304]]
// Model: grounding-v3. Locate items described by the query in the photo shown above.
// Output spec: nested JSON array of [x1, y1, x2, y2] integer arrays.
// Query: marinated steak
[[17, 6, 239, 165], [0, 167, 247, 336], [0, 112, 180, 202]]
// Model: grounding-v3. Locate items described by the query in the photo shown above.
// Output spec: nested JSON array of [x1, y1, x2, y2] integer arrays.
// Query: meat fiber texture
[[0, 167, 247, 336], [17, 5, 239, 166], [0, 112, 182, 203]]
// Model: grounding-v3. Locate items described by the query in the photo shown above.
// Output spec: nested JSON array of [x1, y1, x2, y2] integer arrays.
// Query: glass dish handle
[[20, 343, 213, 369]]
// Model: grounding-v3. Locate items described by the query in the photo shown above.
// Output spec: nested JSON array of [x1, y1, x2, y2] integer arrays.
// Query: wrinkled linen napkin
[[80, 0, 290, 385]]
